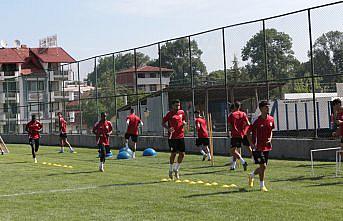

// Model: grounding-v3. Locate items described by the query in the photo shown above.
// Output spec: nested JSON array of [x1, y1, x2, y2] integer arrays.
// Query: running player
[[57, 112, 74, 153], [227, 101, 249, 171], [25, 115, 43, 163], [331, 98, 343, 156], [247, 100, 275, 192], [194, 110, 211, 161], [125, 108, 143, 159], [162, 99, 187, 180], [93, 112, 113, 172]]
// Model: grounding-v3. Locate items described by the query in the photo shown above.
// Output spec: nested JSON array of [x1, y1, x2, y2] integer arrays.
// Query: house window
[[3, 81, 17, 92], [150, 73, 157, 78], [149, 85, 157, 92], [28, 81, 45, 91], [138, 73, 145, 78]]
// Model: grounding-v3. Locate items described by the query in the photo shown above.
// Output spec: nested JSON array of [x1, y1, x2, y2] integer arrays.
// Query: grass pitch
[[1, 144, 342, 221]]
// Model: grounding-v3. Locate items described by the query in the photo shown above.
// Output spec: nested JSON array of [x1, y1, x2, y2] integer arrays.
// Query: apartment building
[[0, 45, 75, 133]]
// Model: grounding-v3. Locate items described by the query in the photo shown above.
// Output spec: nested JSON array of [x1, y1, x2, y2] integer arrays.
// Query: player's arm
[[162, 114, 174, 133], [25, 123, 29, 133], [38, 122, 43, 132], [107, 122, 113, 136], [92, 123, 98, 135]]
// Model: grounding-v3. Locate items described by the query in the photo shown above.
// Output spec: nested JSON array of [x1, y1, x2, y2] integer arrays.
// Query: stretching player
[[93, 112, 113, 172], [58, 112, 74, 153], [25, 115, 43, 163], [227, 101, 249, 171], [194, 110, 211, 161], [125, 108, 143, 159], [332, 98, 343, 156], [162, 99, 187, 180], [247, 101, 275, 192]]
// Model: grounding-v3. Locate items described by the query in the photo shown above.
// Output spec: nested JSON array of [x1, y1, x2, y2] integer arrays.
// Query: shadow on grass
[[182, 170, 227, 176], [305, 181, 343, 187], [189, 164, 228, 169], [295, 163, 336, 168], [46, 170, 99, 176], [99, 181, 163, 188], [183, 188, 251, 198], [271, 175, 325, 182], [0, 161, 27, 164]]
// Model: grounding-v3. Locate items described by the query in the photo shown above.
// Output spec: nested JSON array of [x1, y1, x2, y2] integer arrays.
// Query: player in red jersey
[[331, 98, 343, 156], [25, 115, 43, 163], [162, 99, 187, 180], [194, 110, 211, 161], [93, 112, 113, 172], [227, 101, 249, 171], [125, 108, 143, 159], [247, 100, 275, 192], [57, 112, 74, 153]]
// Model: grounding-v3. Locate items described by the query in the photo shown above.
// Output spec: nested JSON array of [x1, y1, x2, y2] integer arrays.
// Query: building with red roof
[[0, 44, 76, 133]]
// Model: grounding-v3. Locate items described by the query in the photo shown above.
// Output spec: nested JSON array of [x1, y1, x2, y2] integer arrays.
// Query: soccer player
[[227, 101, 249, 171], [331, 98, 343, 156], [194, 110, 211, 161], [162, 99, 187, 180], [57, 112, 74, 153], [247, 100, 275, 192], [25, 115, 43, 163], [125, 108, 143, 159], [93, 112, 113, 172]]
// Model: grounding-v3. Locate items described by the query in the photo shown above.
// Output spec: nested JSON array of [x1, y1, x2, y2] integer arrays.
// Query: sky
[[1, 0, 342, 78]]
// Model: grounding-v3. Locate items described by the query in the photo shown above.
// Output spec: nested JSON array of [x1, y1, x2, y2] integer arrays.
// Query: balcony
[[137, 77, 170, 86], [49, 70, 72, 81], [0, 92, 20, 103], [0, 71, 20, 81]]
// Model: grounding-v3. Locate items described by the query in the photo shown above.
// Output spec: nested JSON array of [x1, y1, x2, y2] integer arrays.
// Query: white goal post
[[310, 147, 341, 176]]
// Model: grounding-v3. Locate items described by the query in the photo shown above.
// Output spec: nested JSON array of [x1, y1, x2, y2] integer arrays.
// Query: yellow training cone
[[175, 180, 182, 183], [222, 185, 231, 188], [189, 181, 197, 184], [68, 166, 73, 168], [161, 178, 169, 182], [42, 162, 47, 165], [47, 163, 52, 166], [205, 183, 212, 186], [183, 179, 190, 183], [230, 184, 238, 188], [211, 182, 218, 186], [197, 180, 204, 184], [63, 165, 68, 168]]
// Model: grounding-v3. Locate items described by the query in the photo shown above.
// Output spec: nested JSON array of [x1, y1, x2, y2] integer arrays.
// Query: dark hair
[[229, 103, 235, 111], [234, 101, 241, 109], [32, 114, 36, 120], [194, 110, 200, 114], [332, 98, 341, 106], [130, 108, 135, 113], [171, 99, 181, 105], [259, 100, 270, 109], [57, 112, 62, 115], [100, 112, 107, 116]]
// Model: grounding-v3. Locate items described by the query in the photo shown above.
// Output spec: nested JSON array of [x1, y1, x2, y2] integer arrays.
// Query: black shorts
[[252, 151, 269, 165], [125, 133, 138, 143], [168, 139, 185, 153], [196, 138, 209, 146], [60, 132, 67, 139], [230, 136, 250, 148], [29, 138, 39, 146], [341, 138, 343, 144]]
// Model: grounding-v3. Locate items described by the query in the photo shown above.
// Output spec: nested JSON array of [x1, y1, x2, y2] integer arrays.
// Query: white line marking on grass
[[0, 186, 98, 198]]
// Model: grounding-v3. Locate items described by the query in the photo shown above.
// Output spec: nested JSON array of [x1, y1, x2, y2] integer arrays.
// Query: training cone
[[142, 148, 157, 157], [119, 147, 133, 156], [117, 151, 132, 160]]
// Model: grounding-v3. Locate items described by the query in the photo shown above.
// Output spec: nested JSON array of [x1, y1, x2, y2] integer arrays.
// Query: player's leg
[[132, 135, 138, 158], [196, 138, 206, 161], [64, 138, 74, 153], [29, 138, 37, 163], [168, 139, 177, 179], [59, 134, 64, 153], [173, 139, 185, 179], [34, 139, 40, 153], [98, 144, 106, 172], [124, 133, 129, 148]]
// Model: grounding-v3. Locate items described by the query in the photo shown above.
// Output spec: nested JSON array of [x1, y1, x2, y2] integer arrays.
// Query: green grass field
[[1, 144, 342, 221]]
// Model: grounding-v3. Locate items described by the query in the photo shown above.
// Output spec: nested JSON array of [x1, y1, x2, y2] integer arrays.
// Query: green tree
[[242, 28, 299, 81], [149, 38, 207, 86]]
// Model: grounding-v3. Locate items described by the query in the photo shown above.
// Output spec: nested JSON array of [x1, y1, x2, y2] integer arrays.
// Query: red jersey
[[227, 110, 249, 138], [126, 114, 141, 136], [162, 110, 186, 139], [249, 115, 274, 151], [26, 120, 43, 139], [59, 117, 67, 133], [93, 120, 113, 146], [331, 110, 343, 137], [195, 117, 208, 138]]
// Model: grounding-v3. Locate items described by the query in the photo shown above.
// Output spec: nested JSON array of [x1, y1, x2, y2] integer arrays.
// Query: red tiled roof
[[116, 65, 173, 74], [30, 47, 75, 63], [0, 48, 24, 63]]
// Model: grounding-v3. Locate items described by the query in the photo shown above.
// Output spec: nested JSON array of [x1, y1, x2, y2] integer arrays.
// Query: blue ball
[[143, 148, 157, 157], [117, 151, 132, 160], [119, 147, 133, 156]]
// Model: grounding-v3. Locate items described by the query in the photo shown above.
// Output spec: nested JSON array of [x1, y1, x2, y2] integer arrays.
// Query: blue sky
[[1, 0, 342, 77]]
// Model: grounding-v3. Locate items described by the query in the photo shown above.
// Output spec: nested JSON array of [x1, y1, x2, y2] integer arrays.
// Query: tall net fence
[[1, 2, 343, 138]]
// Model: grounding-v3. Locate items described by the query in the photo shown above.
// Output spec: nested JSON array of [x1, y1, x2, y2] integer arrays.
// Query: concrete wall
[[2, 134, 341, 161]]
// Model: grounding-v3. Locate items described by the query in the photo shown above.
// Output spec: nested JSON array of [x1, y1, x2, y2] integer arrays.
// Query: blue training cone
[[119, 147, 133, 156], [97, 150, 113, 159], [143, 148, 157, 157], [117, 151, 132, 160]]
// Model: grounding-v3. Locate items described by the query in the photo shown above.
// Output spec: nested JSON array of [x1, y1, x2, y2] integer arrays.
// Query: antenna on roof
[[0, 40, 8, 48], [14, 40, 21, 49]]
